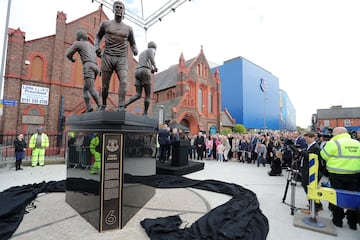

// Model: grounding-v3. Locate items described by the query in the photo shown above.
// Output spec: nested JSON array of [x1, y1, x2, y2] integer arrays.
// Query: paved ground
[[0, 160, 359, 239]]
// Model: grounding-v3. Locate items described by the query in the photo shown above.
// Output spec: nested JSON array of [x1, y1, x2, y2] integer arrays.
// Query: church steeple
[[214, 67, 220, 83], [179, 52, 185, 73]]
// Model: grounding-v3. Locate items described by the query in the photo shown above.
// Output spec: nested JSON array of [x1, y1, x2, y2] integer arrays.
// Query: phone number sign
[[21, 84, 49, 105]]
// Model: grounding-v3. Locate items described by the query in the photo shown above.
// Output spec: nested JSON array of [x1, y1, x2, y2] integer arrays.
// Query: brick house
[[312, 105, 360, 132], [151, 48, 226, 134], [0, 6, 142, 136]]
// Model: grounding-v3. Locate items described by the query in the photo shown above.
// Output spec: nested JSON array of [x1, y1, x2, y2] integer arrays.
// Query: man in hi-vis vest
[[29, 127, 49, 167], [320, 127, 360, 230], [90, 134, 101, 174]]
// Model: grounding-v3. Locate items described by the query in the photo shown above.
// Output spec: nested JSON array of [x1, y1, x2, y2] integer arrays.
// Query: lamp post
[[158, 105, 165, 125], [0, 0, 12, 101], [264, 96, 268, 131], [260, 77, 269, 132]]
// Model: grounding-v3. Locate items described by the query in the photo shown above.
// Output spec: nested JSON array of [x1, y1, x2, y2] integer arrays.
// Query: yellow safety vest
[[29, 133, 50, 148], [320, 132, 360, 174]]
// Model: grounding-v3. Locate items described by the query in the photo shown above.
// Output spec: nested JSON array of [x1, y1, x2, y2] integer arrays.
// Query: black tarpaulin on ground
[[0, 181, 65, 240], [0, 175, 269, 240], [126, 175, 269, 240]]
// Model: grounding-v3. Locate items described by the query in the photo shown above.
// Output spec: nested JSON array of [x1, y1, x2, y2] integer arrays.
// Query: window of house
[[323, 120, 330, 127], [208, 91, 213, 113], [344, 119, 351, 126], [28, 108, 40, 115], [198, 88, 203, 112], [156, 93, 159, 102]]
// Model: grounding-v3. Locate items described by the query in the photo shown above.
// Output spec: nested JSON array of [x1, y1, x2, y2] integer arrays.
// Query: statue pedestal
[[66, 111, 157, 232]]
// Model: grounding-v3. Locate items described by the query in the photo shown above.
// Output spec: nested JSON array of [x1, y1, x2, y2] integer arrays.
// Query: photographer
[[356, 128, 360, 141], [293, 131, 307, 151], [317, 133, 332, 150], [299, 132, 324, 214]]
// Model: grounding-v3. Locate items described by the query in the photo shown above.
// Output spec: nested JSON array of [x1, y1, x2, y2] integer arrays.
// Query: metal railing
[[0, 133, 65, 168]]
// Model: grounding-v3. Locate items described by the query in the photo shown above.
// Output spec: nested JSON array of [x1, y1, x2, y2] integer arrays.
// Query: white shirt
[[306, 141, 316, 151]]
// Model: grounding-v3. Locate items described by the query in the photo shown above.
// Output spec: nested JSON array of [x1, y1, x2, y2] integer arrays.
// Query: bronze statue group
[[66, 1, 157, 115]]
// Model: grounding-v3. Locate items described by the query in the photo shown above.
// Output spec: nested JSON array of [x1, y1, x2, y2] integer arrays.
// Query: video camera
[[317, 132, 332, 140], [317, 127, 333, 140], [283, 139, 302, 159], [348, 130, 358, 139], [280, 139, 303, 169]]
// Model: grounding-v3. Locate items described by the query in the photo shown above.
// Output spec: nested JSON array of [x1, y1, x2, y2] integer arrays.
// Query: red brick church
[[152, 48, 226, 134]]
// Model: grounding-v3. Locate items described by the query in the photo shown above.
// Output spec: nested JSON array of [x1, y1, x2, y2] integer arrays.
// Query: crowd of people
[[185, 131, 313, 169], [154, 128, 321, 169], [153, 127, 360, 230]]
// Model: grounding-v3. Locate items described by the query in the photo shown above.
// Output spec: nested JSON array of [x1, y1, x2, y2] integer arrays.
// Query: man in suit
[[300, 131, 323, 214], [158, 124, 170, 163], [294, 131, 307, 150], [195, 132, 205, 160]]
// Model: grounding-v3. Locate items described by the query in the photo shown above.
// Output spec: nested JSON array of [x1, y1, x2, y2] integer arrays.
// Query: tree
[[296, 126, 306, 132], [220, 128, 232, 135], [233, 124, 246, 134]]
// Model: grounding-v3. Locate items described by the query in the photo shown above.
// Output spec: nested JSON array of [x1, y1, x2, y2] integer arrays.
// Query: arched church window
[[31, 56, 44, 81]]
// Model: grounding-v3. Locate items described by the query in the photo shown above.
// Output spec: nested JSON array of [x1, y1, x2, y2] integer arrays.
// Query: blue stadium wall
[[279, 90, 296, 130], [215, 56, 295, 130]]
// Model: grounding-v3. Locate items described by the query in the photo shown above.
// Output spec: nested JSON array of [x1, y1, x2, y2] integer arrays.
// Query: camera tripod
[[282, 165, 302, 215]]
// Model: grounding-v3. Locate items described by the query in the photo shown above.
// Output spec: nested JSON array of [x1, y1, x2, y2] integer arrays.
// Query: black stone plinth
[[66, 111, 157, 232], [67, 110, 158, 131]]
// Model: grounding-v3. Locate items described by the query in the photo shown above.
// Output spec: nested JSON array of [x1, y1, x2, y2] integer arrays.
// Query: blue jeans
[[257, 154, 265, 167]]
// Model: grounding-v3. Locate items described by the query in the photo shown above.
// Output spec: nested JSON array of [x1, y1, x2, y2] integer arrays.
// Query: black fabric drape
[[0, 181, 65, 240], [127, 175, 269, 240], [0, 175, 269, 240]]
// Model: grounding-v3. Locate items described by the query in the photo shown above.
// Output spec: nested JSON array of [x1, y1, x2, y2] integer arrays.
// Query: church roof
[[221, 108, 235, 127], [153, 58, 194, 92]]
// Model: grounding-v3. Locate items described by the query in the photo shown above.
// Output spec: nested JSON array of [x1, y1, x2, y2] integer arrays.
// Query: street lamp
[[158, 105, 165, 125], [0, 0, 12, 100], [264, 96, 268, 131]]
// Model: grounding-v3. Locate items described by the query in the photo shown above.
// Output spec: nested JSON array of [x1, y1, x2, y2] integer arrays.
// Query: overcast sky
[[1, 0, 359, 129]]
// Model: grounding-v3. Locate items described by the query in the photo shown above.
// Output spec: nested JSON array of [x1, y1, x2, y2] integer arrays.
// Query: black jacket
[[14, 138, 27, 152], [300, 142, 323, 187], [194, 135, 205, 148], [158, 129, 170, 145]]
